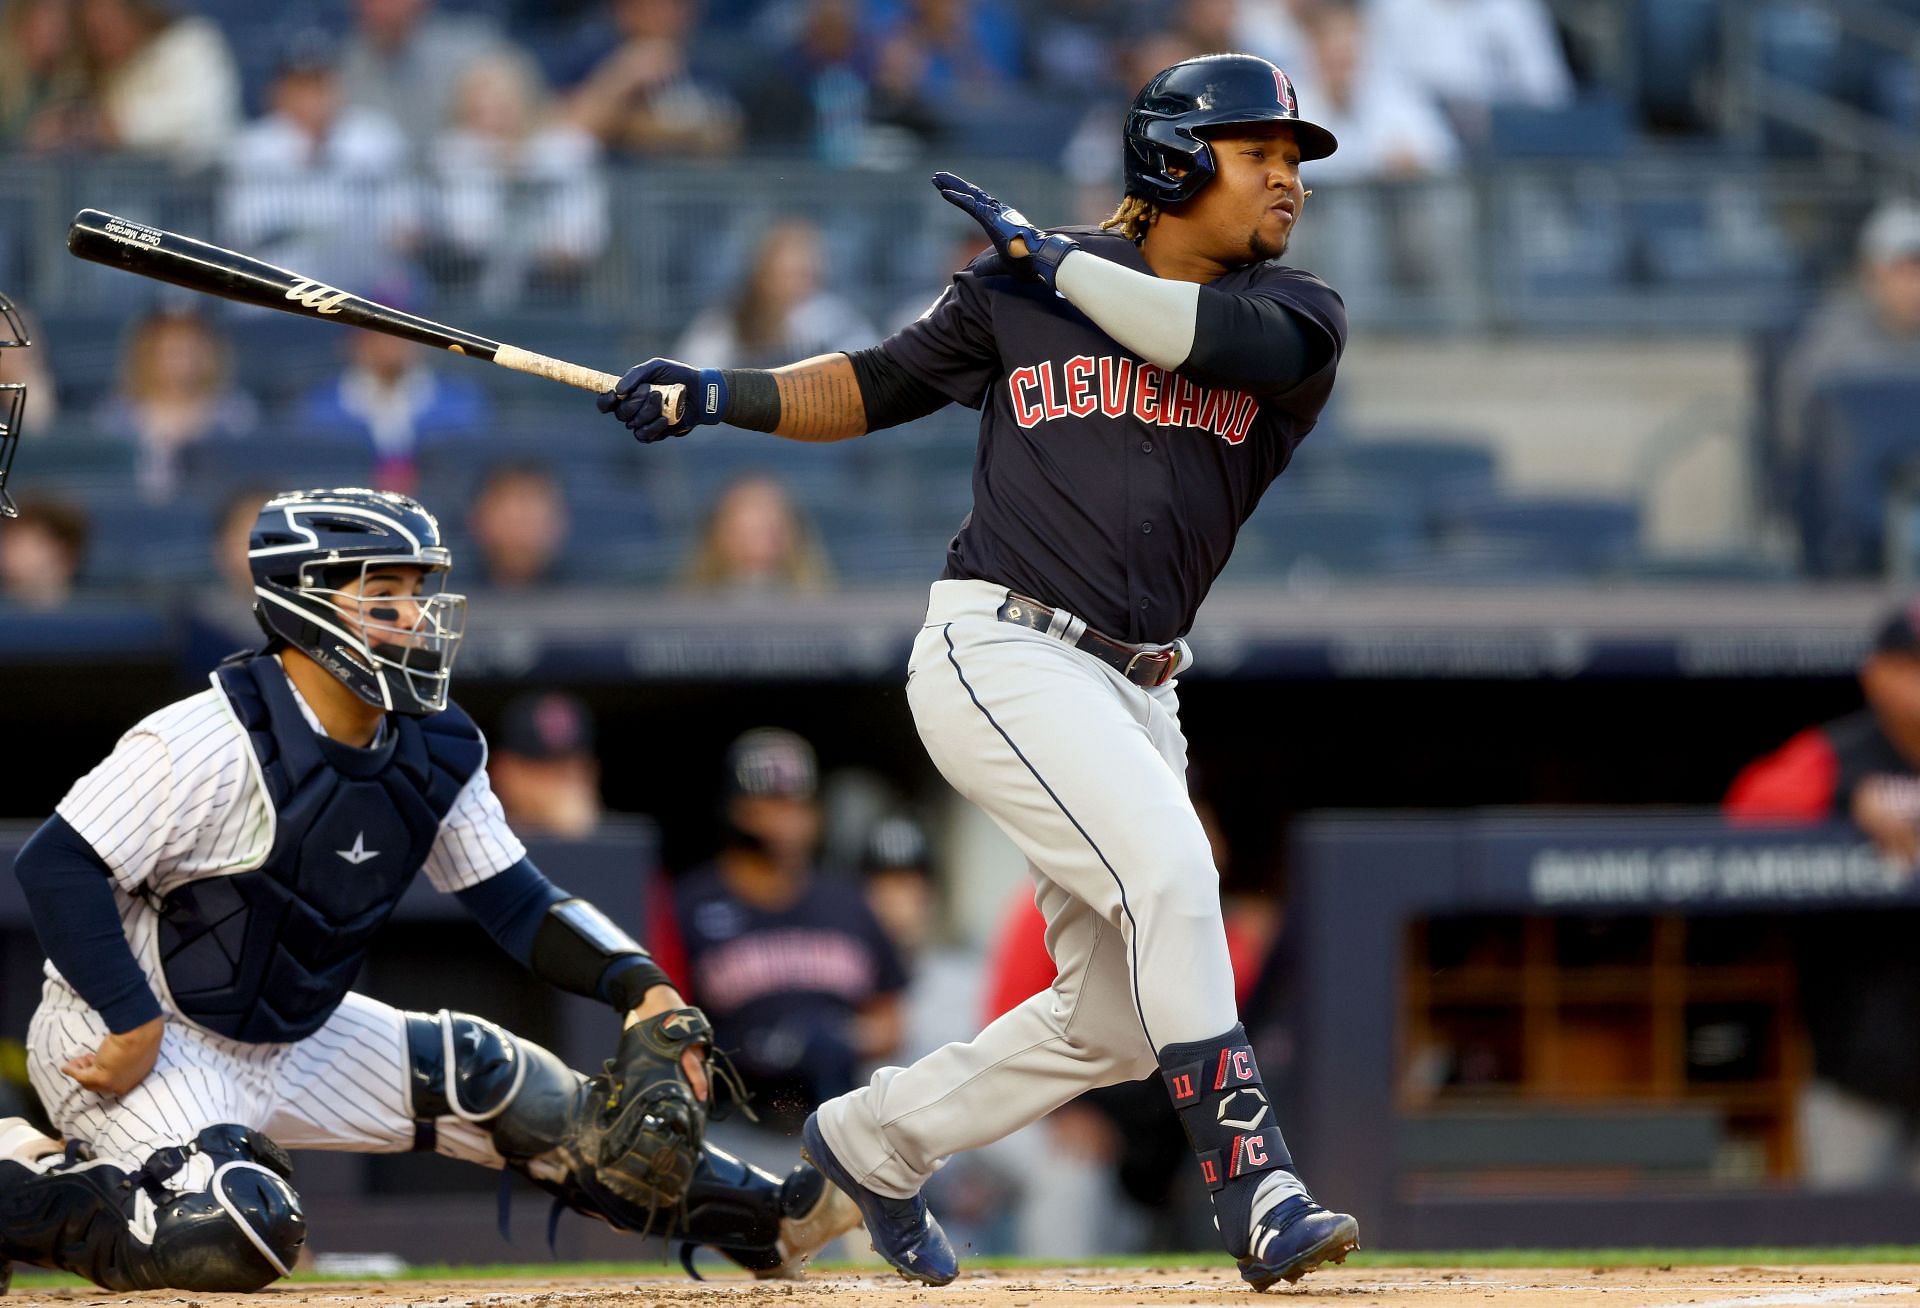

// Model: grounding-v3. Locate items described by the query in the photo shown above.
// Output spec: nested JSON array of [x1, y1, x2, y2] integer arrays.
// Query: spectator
[[1281, 2, 1471, 304], [1776, 199, 1920, 468], [0, 0, 85, 149], [0, 497, 90, 607], [48, 0, 242, 166], [0, 297, 58, 432], [465, 462, 571, 590], [1365, 0, 1573, 140], [94, 310, 258, 502], [211, 484, 268, 602], [491, 691, 604, 838], [339, 0, 508, 157], [564, 0, 745, 158], [1726, 599, 1920, 1188], [650, 728, 907, 1134], [887, 224, 990, 333], [1290, 3, 1460, 182], [221, 29, 415, 292], [863, 0, 1023, 104], [738, 0, 896, 164], [1165, 0, 1311, 69], [680, 473, 832, 594], [296, 325, 491, 481], [675, 219, 876, 369], [430, 52, 609, 305]]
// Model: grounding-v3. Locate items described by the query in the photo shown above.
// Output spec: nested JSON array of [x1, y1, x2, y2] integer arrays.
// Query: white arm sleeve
[[1052, 249, 1201, 370]]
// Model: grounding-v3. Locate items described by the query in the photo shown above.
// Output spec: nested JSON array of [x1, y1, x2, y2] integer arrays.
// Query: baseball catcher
[[0, 488, 859, 1293]]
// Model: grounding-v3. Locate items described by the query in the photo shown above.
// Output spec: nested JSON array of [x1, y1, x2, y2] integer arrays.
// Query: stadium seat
[[76, 492, 216, 593], [1236, 490, 1425, 579], [1435, 495, 1643, 575], [1296, 436, 1499, 518], [1486, 95, 1632, 160], [181, 434, 374, 501]]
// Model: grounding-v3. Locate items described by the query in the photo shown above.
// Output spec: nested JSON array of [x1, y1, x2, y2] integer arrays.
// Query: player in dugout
[[1726, 598, 1920, 1188]]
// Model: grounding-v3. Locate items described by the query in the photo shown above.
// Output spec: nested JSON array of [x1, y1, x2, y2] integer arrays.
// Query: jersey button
[[1140, 441, 1154, 453], [1141, 521, 1153, 534], [1138, 597, 1150, 610]]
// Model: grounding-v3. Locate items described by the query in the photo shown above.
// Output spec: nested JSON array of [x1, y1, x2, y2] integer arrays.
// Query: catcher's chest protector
[[157, 656, 482, 1043]]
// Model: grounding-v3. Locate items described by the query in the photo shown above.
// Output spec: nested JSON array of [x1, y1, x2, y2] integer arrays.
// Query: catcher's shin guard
[[0, 1125, 304, 1293], [402, 1010, 855, 1277]]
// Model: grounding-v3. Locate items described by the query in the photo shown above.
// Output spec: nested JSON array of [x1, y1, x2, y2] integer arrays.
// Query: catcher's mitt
[[577, 1007, 717, 1211]]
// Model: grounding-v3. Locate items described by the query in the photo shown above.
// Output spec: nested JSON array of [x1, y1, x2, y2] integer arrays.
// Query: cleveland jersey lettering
[[1006, 357, 1261, 445], [884, 226, 1346, 644]]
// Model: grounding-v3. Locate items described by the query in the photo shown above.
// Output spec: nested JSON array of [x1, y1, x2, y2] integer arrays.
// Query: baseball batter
[[602, 54, 1356, 1291], [0, 489, 857, 1293]]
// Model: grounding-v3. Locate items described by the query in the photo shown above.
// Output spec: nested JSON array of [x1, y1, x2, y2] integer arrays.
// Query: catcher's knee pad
[[0, 1124, 303, 1293], [404, 1009, 584, 1161]]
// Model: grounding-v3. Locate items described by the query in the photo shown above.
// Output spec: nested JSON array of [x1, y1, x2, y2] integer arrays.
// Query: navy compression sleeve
[[455, 857, 568, 962], [456, 858, 672, 1010], [1184, 288, 1329, 394], [14, 815, 163, 1033]]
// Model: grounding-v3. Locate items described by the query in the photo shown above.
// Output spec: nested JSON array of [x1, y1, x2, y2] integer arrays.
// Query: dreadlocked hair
[[1101, 195, 1160, 243]]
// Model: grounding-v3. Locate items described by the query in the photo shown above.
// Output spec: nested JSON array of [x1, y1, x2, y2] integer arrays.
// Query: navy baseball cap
[[862, 814, 930, 875], [724, 728, 817, 800], [496, 693, 596, 760], [1873, 602, 1920, 655]]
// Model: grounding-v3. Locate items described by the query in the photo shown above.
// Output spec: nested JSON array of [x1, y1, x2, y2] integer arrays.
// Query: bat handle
[[492, 344, 684, 425]]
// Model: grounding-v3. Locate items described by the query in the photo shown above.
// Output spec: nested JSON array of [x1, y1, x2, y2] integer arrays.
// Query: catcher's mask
[[249, 487, 467, 716], [0, 293, 29, 519]]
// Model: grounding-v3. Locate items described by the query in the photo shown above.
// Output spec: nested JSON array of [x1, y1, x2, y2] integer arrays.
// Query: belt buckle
[[1124, 648, 1175, 687]]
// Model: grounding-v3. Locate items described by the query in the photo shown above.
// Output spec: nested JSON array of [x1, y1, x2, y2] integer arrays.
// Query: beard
[[1247, 228, 1289, 263]]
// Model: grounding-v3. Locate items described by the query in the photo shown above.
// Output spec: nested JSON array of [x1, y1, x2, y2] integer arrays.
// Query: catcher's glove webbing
[[576, 1007, 749, 1213]]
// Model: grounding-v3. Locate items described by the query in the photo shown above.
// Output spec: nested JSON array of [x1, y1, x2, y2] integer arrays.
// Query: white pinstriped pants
[[27, 977, 500, 1194], [814, 579, 1239, 1199]]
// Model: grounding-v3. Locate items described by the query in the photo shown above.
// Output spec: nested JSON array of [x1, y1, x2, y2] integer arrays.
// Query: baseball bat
[[65, 208, 680, 422]]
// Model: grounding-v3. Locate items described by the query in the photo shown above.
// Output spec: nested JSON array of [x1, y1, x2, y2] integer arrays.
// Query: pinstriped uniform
[[25, 659, 522, 1192]]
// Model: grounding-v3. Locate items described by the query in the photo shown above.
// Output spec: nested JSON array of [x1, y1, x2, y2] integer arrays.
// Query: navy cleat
[[799, 1111, 957, 1286], [1238, 1196, 1359, 1291]]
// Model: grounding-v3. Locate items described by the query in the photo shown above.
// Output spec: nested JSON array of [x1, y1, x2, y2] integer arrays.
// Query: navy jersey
[[672, 864, 908, 1109], [885, 227, 1346, 644]]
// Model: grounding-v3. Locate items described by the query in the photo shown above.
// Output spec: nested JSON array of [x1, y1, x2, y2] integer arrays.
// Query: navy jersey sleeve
[[879, 255, 1003, 409], [1187, 265, 1347, 400]]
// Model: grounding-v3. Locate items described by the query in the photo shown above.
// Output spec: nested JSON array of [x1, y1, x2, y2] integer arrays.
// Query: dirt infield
[[14, 1265, 1920, 1307]]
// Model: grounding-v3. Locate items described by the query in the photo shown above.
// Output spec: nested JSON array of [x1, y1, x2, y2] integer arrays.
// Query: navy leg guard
[[1157, 1024, 1294, 1260]]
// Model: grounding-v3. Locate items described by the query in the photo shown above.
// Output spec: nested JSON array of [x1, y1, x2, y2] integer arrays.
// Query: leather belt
[[995, 592, 1181, 688]]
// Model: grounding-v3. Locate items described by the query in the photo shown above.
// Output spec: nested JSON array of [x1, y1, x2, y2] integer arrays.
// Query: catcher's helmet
[[1124, 53, 1339, 206], [249, 487, 466, 716], [0, 293, 29, 519]]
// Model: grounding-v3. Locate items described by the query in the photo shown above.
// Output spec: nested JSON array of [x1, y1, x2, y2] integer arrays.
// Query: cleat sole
[[1241, 1218, 1360, 1292]]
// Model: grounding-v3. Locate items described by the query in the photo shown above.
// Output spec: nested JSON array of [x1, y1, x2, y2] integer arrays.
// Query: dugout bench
[[1288, 810, 1920, 1249]]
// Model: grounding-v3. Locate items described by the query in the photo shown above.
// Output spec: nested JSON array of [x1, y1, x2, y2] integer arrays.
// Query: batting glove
[[598, 357, 728, 444], [932, 171, 1079, 289]]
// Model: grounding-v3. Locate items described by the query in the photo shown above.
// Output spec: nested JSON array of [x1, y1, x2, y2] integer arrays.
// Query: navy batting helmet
[[249, 487, 466, 716], [1124, 53, 1338, 206]]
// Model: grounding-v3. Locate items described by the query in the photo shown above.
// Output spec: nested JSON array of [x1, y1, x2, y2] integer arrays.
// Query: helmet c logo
[[1273, 69, 1296, 113]]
